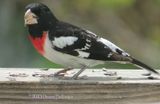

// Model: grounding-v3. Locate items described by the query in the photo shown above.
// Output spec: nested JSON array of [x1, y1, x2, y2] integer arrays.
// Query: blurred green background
[[0, 0, 160, 69]]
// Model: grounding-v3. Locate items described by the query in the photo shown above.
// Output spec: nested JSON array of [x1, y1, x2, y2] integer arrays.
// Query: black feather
[[51, 21, 117, 60], [131, 58, 159, 75]]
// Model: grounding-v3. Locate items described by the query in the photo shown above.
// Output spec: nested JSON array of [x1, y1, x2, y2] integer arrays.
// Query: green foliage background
[[0, 0, 160, 69]]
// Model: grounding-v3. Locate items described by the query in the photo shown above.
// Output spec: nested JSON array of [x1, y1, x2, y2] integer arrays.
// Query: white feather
[[52, 36, 78, 49], [97, 38, 129, 56], [86, 30, 97, 37], [86, 39, 91, 42], [75, 50, 90, 58]]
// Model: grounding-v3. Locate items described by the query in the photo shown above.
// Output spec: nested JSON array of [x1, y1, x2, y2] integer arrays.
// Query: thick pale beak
[[24, 9, 38, 25]]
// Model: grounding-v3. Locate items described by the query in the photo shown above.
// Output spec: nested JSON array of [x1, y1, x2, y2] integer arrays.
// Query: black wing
[[49, 21, 129, 61]]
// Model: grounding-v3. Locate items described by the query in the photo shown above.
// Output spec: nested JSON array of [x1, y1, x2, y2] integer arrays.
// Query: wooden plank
[[0, 68, 160, 104]]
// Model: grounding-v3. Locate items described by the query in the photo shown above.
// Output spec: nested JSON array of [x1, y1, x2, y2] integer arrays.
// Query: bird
[[24, 3, 159, 79]]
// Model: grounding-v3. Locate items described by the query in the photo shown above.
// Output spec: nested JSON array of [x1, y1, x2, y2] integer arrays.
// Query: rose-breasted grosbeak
[[24, 3, 159, 79]]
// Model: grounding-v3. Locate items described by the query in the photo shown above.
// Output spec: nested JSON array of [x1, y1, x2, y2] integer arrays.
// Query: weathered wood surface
[[0, 68, 160, 104]]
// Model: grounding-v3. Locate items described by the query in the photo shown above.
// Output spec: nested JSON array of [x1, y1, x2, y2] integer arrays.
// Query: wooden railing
[[0, 68, 160, 104]]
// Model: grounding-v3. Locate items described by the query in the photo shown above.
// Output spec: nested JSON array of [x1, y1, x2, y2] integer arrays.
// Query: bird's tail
[[110, 53, 159, 75], [131, 57, 159, 75]]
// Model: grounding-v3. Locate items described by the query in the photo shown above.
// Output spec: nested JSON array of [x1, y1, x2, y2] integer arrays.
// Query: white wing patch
[[97, 38, 130, 56], [52, 36, 78, 49], [75, 50, 90, 58], [86, 30, 97, 37]]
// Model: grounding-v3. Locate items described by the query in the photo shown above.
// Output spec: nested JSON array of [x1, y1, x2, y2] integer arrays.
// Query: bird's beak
[[24, 9, 38, 26]]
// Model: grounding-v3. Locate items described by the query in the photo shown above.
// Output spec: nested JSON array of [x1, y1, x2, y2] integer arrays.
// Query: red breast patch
[[29, 31, 47, 55]]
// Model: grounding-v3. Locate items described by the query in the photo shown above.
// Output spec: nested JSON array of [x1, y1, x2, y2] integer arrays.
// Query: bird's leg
[[71, 66, 87, 80], [54, 67, 73, 77]]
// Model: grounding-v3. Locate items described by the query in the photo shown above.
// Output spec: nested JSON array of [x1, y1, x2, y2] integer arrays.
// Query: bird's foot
[[54, 67, 73, 77]]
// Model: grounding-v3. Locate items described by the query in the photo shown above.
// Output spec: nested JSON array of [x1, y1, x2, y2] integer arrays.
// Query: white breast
[[43, 34, 104, 68]]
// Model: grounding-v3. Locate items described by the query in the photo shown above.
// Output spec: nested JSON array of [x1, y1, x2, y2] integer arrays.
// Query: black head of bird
[[25, 3, 57, 31]]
